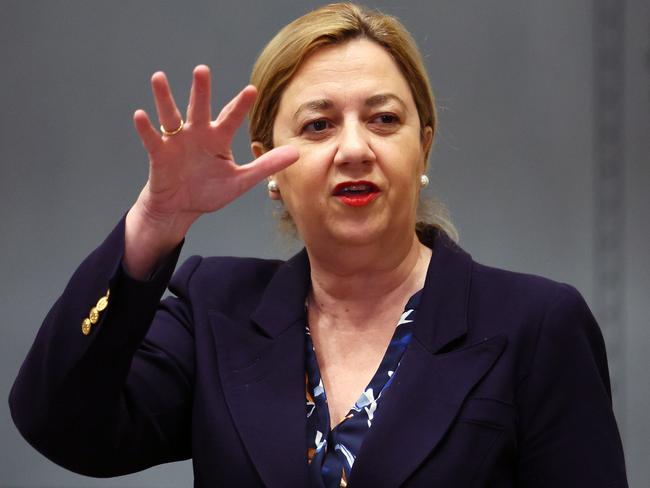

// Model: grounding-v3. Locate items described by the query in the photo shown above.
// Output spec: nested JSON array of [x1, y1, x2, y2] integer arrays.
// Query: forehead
[[278, 38, 415, 112]]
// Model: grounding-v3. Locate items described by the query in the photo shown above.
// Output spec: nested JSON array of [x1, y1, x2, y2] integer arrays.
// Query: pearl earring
[[420, 174, 429, 188], [267, 180, 279, 192]]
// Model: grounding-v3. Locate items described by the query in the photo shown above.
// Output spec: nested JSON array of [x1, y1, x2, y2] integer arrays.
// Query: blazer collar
[[249, 248, 311, 338], [250, 229, 473, 352], [414, 231, 473, 353]]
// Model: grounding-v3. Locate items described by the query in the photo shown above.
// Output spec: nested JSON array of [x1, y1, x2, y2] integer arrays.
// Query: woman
[[9, 3, 627, 487]]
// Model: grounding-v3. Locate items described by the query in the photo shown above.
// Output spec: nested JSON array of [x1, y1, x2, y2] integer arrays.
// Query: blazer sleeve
[[515, 284, 628, 487], [9, 216, 200, 477]]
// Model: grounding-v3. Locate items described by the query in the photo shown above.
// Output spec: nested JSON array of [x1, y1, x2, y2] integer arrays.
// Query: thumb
[[238, 145, 299, 189]]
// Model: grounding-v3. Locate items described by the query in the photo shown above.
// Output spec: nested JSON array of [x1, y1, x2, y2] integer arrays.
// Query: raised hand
[[124, 65, 299, 278]]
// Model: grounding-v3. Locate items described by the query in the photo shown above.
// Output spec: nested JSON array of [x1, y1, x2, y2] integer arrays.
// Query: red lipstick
[[332, 180, 380, 207]]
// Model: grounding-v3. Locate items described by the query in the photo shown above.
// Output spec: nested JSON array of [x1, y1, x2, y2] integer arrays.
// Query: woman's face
[[263, 38, 432, 247]]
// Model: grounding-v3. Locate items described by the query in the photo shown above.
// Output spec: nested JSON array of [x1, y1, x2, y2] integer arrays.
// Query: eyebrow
[[365, 93, 408, 111], [292, 93, 407, 119], [293, 99, 334, 119]]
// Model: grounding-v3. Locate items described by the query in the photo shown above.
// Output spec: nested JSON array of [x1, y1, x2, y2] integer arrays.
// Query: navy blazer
[[10, 218, 627, 487]]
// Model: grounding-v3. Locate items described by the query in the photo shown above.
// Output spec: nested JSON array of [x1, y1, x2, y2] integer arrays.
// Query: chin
[[326, 219, 390, 247]]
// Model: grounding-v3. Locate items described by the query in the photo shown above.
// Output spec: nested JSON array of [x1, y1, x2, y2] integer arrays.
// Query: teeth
[[344, 185, 369, 192], [334, 183, 378, 196], [342, 185, 370, 194], [343, 183, 374, 192]]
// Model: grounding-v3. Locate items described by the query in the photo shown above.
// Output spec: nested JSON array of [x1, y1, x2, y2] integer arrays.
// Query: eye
[[302, 119, 330, 133], [372, 113, 400, 125]]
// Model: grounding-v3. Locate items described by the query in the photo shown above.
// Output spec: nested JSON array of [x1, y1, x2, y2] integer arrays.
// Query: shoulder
[[472, 258, 568, 293], [469, 259, 585, 321], [465, 259, 597, 367], [167, 254, 286, 312], [190, 255, 284, 282], [173, 253, 285, 286], [429, 231, 581, 317]]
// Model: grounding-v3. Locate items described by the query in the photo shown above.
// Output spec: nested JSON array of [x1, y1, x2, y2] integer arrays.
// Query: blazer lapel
[[211, 250, 312, 488], [348, 335, 506, 487], [349, 233, 507, 487]]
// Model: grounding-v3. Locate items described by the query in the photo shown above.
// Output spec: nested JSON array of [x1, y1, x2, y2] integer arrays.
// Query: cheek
[[381, 146, 424, 183], [278, 147, 331, 186], [276, 159, 325, 207]]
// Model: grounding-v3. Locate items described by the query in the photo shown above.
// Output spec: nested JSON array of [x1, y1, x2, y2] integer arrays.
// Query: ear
[[251, 141, 267, 159], [251, 141, 283, 201], [421, 126, 434, 167]]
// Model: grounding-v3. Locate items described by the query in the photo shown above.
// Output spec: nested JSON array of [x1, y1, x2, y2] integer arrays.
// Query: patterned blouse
[[305, 290, 422, 488]]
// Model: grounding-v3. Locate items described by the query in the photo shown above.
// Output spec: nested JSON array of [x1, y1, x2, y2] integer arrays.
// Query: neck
[[305, 231, 431, 327]]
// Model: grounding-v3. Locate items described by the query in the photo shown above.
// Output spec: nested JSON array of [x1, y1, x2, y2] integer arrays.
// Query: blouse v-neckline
[[305, 289, 423, 488]]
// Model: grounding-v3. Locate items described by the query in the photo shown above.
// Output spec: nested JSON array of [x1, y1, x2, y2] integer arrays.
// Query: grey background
[[1, 0, 647, 486]]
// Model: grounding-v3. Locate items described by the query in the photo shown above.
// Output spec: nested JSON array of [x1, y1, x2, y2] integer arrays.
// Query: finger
[[213, 85, 257, 146], [133, 109, 162, 154], [187, 65, 211, 125], [151, 71, 183, 135], [237, 145, 299, 190]]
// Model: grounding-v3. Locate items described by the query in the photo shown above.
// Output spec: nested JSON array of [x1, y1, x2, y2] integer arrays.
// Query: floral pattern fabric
[[305, 290, 422, 487]]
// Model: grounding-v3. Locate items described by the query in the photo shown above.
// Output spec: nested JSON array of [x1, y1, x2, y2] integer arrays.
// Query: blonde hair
[[249, 2, 458, 243]]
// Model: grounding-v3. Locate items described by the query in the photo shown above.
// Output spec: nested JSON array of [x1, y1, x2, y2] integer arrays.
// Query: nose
[[333, 120, 376, 167]]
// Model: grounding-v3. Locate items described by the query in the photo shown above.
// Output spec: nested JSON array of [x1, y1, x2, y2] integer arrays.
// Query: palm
[[133, 65, 297, 227], [146, 125, 247, 215]]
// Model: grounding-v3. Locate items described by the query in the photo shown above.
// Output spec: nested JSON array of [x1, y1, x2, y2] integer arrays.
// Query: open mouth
[[332, 181, 381, 207]]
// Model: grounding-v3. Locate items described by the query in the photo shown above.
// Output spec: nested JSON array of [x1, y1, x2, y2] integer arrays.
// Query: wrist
[[123, 202, 189, 280], [128, 199, 189, 246]]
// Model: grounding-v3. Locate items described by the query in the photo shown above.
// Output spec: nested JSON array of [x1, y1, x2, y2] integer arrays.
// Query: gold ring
[[160, 119, 184, 136]]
